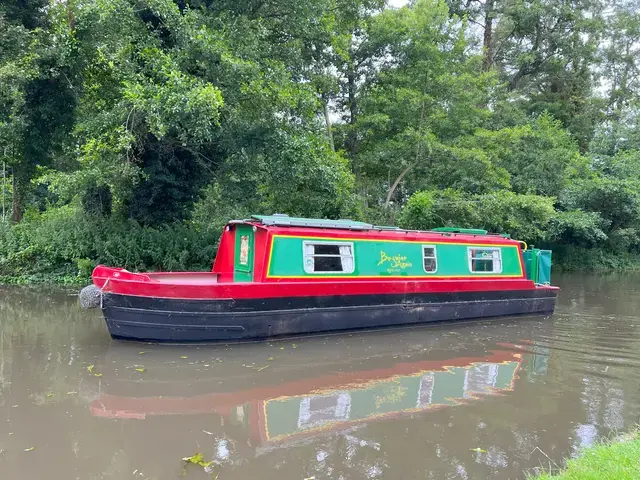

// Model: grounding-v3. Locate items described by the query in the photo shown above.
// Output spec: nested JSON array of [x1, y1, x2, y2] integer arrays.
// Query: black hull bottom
[[101, 289, 557, 342]]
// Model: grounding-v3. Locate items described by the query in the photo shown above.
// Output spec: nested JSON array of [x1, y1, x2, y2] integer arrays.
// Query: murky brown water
[[1, 274, 640, 479]]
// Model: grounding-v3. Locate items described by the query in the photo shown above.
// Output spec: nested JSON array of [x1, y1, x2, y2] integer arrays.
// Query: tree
[[347, 0, 500, 212], [448, 0, 605, 151], [0, 1, 76, 222], [465, 113, 587, 197]]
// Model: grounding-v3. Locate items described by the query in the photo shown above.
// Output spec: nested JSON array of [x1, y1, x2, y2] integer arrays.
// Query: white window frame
[[302, 240, 355, 274], [468, 247, 503, 274], [422, 245, 438, 274]]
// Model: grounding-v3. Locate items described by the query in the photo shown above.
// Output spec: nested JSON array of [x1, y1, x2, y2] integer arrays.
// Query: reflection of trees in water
[[0, 287, 107, 405], [0, 287, 113, 479]]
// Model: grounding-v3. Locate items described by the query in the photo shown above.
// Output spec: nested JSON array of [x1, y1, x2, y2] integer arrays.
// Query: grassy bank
[[532, 431, 640, 480]]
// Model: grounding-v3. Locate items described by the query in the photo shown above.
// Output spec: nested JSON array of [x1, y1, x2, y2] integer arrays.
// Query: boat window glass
[[422, 245, 437, 273], [303, 241, 355, 274], [468, 247, 502, 273]]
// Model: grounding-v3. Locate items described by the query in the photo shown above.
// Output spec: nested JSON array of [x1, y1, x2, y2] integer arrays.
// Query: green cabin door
[[233, 224, 255, 282]]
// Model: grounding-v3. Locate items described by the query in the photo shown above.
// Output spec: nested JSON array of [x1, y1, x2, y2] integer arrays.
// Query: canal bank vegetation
[[532, 430, 640, 480], [2, 0, 640, 283]]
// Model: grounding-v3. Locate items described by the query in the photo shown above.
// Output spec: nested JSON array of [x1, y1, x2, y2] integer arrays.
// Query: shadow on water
[[1, 275, 640, 479]]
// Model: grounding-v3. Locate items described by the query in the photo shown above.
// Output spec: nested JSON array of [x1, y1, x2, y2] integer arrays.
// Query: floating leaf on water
[[135, 368, 146, 373], [87, 364, 95, 373], [470, 447, 486, 453], [46, 393, 54, 398], [138, 351, 147, 355], [279, 346, 284, 350], [66, 392, 77, 395], [267, 357, 274, 361], [182, 452, 203, 464], [24, 447, 35, 452], [182, 453, 213, 468], [94, 373, 103, 377], [292, 344, 298, 348], [180, 356, 188, 359]]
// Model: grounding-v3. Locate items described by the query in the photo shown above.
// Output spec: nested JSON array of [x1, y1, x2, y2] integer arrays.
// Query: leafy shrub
[[546, 210, 609, 248], [0, 205, 220, 282], [398, 189, 554, 242]]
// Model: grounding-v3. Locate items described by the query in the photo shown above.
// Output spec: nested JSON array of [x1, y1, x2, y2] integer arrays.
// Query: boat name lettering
[[378, 251, 412, 271]]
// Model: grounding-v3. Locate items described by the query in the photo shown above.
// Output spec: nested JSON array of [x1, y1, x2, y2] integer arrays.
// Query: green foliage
[[0, 206, 219, 282], [560, 177, 640, 233], [467, 114, 586, 197], [546, 210, 609, 248], [399, 190, 555, 243], [2, 0, 640, 279], [253, 133, 358, 219]]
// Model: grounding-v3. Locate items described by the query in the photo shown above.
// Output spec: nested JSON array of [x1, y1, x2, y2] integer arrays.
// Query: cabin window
[[303, 241, 355, 274], [422, 245, 437, 273], [468, 247, 502, 273]]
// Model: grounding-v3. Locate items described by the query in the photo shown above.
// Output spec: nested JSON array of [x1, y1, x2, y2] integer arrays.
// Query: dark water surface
[[1, 274, 640, 479]]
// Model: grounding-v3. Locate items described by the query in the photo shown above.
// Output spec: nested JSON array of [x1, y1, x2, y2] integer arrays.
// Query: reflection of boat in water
[[90, 330, 536, 447], [255, 354, 521, 445]]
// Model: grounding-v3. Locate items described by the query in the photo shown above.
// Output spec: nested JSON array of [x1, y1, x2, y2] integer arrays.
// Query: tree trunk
[[384, 101, 426, 209], [345, 62, 359, 181], [384, 165, 412, 208], [322, 94, 334, 151], [11, 173, 22, 223], [482, 0, 495, 71]]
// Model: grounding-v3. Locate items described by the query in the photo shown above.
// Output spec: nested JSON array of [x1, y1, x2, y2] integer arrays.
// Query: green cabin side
[[216, 215, 552, 284], [266, 235, 525, 279]]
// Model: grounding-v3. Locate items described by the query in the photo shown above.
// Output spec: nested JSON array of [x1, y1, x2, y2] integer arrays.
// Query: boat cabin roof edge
[[227, 214, 514, 241]]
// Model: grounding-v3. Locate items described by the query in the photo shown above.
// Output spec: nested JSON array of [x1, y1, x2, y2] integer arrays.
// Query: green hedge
[[0, 206, 219, 283]]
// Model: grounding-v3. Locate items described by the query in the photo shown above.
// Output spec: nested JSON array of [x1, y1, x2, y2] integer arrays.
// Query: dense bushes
[[398, 188, 640, 272], [398, 190, 555, 243], [0, 206, 219, 283]]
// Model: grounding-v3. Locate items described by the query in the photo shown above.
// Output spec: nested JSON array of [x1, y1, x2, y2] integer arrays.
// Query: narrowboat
[[80, 214, 558, 342]]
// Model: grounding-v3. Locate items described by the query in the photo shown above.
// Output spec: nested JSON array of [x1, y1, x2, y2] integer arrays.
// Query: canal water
[[0, 274, 639, 480]]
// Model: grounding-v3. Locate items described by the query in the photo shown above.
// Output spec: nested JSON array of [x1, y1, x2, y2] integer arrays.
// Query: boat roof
[[230, 214, 512, 240]]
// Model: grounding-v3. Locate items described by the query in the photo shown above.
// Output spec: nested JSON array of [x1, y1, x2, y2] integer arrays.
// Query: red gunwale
[[92, 221, 558, 300]]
